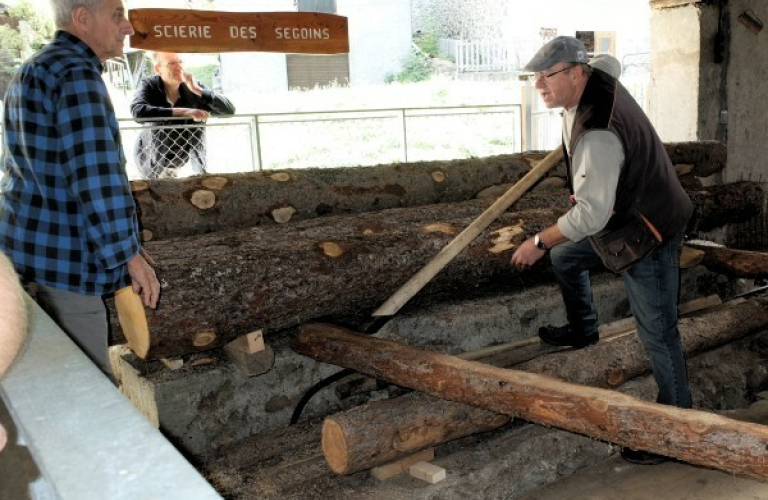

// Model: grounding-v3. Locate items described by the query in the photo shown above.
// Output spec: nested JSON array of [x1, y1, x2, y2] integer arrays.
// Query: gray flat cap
[[523, 36, 588, 72]]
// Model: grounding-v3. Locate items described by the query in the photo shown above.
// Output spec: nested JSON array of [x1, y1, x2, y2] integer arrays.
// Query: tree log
[[131, 153, 550, 241], [687, 181, 763, 232], [663, 140, 726, 177], [131, 142, 725, 241], [108, 181, 761, 359], [308, 297, 768, 475], [687, 243, 768, 278], [292, 306, 768, 481]]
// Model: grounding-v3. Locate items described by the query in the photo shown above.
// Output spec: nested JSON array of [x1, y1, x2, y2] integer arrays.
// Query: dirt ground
[[197, 326, 768, 500]]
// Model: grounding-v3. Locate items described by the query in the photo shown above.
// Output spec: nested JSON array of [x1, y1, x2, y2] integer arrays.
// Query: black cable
[[290, 315, 394, 424], [290, 367, 355, 425]]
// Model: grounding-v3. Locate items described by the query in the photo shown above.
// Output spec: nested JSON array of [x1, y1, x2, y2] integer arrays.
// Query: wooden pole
[[294, 321, 768, 480], [373, 147, 564, 317]]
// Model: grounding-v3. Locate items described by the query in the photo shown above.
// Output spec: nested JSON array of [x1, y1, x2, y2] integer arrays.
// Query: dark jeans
[[549, 230, 692, 408]]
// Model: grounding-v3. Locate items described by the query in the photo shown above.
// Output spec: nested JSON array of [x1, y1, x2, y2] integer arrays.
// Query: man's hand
[[179, 108, 210, 122], [510, 238, 547, 269], [127, 250, 160, 309], [182, 72, 203, 96]]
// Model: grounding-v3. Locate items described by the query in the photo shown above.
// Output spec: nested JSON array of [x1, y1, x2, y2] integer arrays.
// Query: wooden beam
[[293, 314, 768, 481], [370, 448, 435, 481], [129, 9, 349, 54]]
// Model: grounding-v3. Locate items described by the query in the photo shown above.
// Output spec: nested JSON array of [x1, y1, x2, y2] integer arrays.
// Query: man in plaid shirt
[[0, 0, 159, 376]]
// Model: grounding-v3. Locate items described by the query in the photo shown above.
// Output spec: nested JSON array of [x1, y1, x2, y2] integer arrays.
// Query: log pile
[[130, 142, 725, 242], [109, 181, 760, 359], [293, 297, 768, 481], [296, 296, 768, 475]]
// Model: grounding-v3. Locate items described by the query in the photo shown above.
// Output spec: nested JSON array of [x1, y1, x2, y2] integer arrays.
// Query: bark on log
[[687, 181, 763, 232], [131, 142, 725, 241], [322, 393, 509, 476], [308, 297, 768, 475], [687, 243, 768, 278], [131, 153, 550, 242], [664, 140, 726, 177], [108, 182, 761, 359], [292, 306, 768, 481]]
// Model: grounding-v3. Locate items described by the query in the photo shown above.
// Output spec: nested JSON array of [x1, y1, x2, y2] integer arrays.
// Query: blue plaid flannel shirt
[[0, 31, 140, 295]]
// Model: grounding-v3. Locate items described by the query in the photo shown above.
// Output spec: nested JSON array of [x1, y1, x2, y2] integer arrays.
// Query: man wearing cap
[[510, 36, 693, 465]]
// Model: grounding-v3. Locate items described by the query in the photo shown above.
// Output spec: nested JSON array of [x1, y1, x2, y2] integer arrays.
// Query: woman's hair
[[49, 0, 105, 29]]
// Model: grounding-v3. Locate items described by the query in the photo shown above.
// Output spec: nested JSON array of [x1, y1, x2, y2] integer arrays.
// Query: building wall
[[337, 0, 411, 84], [215, 0, 292, 94], [648, 5, 702, 142], [215, 0, 411, 93], [649, 0, 768, 186], [724, 0, 767, 184]]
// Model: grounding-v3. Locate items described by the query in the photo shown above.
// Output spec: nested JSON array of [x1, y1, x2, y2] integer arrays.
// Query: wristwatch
[[534, 233, 548, 251]]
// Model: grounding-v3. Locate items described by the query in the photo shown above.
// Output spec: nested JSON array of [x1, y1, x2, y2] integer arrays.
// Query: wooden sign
[[129, 9, 349, 54]]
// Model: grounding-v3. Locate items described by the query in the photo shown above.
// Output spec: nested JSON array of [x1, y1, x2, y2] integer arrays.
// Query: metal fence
[[119, 103, 527, 180], [2, 78, 651, 181]]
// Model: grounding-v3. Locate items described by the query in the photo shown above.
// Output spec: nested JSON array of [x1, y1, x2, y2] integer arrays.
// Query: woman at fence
[[130, 51, 236, 179]]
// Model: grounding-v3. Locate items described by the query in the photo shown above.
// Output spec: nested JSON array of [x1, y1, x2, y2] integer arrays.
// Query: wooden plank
[[370, 448, 435, 481], [129, 9, 349, 54], [224, 344, 275, 377], [409, 461, 446, 484]]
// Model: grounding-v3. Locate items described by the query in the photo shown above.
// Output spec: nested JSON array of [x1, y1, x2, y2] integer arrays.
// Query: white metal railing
[[119, 103, 526, 179], [455, 40, 517, 73], [2, 78, 650, 181], [445, 38, 540, 75]]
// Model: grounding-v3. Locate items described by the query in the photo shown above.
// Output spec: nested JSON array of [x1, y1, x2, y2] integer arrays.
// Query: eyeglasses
[[528, 64, 577, 83]]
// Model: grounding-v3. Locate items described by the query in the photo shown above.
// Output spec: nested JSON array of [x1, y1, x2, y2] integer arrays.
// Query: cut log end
[[200, 176, 228, 191], [680, 245, 706, 269], [140, 229, 154, 242], [322, 418, 350, 475], [321, 241, 344, 258], [272, 206, 297, 224], [270, 172, 292, 182], [130, 180, 151, 193], [190, 190, 217, 210], [431, 171, 446, 183], [192, 331, 217, 348], [423, 223, 457, 236]]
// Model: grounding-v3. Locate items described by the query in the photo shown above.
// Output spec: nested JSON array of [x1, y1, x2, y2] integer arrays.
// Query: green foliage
[[186, 64, 217, 89], [0, 2, 54, 97], [384, 50, 434, 84], [414, 22, 441, 57]]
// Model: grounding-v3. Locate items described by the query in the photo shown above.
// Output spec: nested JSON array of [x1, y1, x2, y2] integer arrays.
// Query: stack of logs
[[107, 141, 764, 361]]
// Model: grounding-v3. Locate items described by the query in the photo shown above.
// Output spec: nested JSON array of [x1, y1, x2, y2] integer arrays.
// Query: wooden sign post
[[129, 9, 349, 54]]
